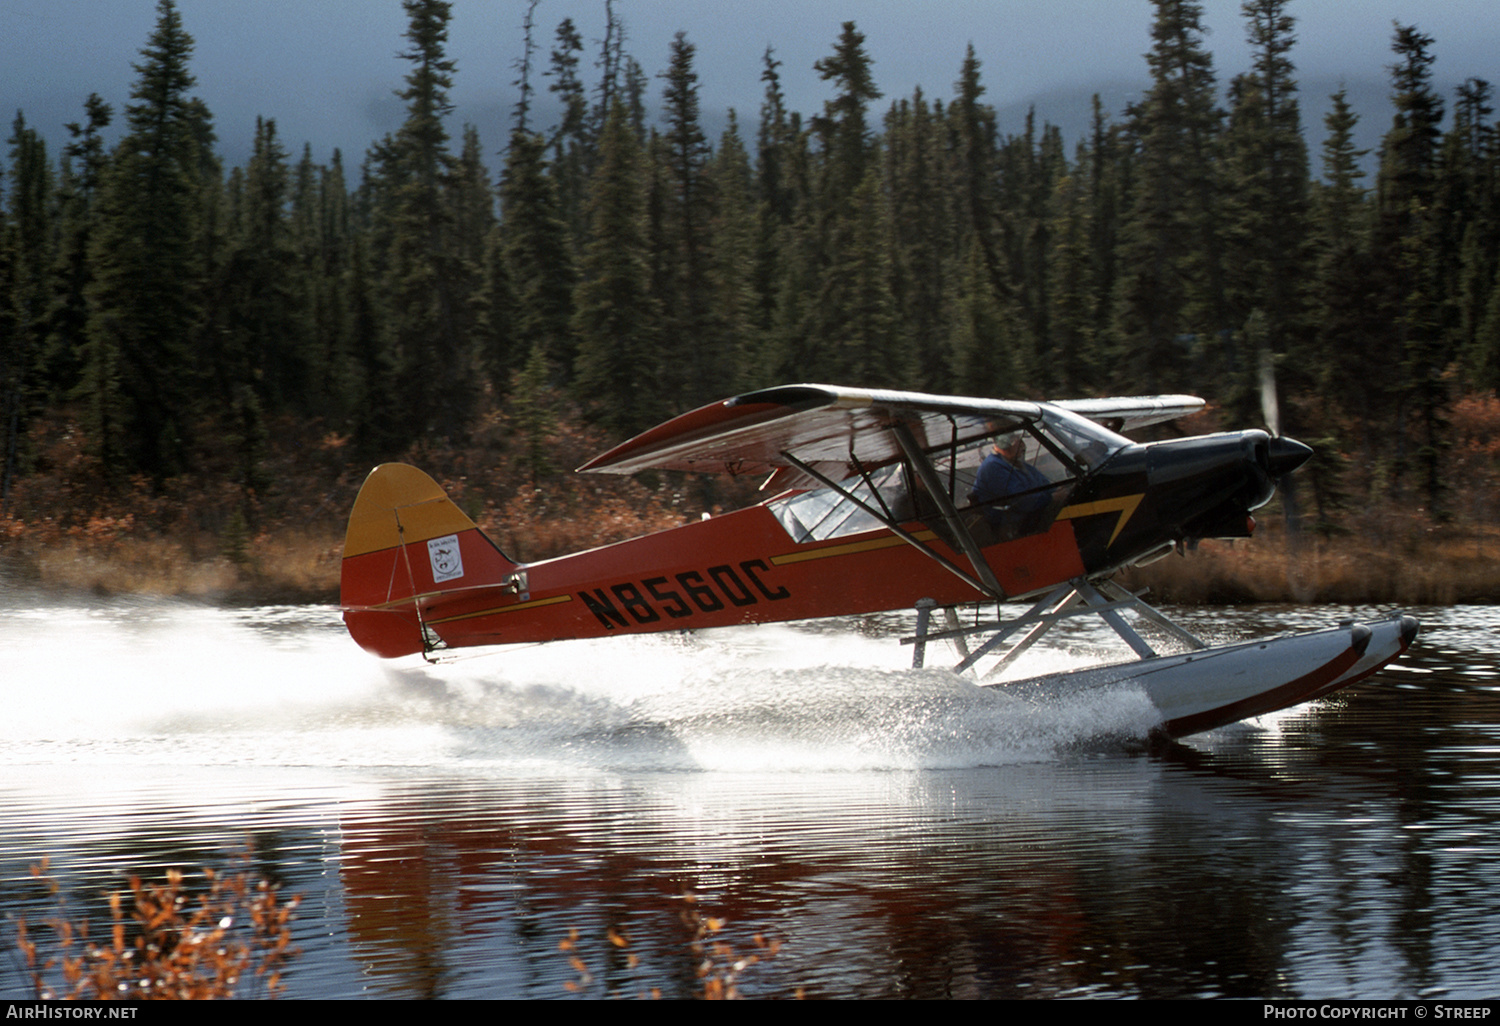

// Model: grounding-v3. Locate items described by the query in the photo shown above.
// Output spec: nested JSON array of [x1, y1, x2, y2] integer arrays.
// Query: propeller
[[1259, 346, 1281, 439], [1257, 343, 1310, 587], [1259, 346, 1310, 476]]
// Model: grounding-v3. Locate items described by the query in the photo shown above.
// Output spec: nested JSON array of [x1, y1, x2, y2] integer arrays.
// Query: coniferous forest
[[4, 0, 1500, 602]]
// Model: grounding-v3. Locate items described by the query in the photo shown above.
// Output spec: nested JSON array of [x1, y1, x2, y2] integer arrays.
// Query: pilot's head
[[993, 432, 1025, 461]]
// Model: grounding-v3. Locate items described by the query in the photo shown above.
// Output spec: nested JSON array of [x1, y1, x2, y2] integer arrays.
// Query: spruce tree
[[216, 117, 299, 413], [344, 233, 396, 456], [1443, 80, 1497, 386], [996, 113, 1067, 392], [573, 101, 659, 435], [755, 47, 795, 229], [1313, 89, 1370, 249], [591, 0, 626, 144], [656, 32, 720, 408], [950, 236, 1021, 398], [1377, 23, 1447, 510], [1112, 0, 1225, 393], [310, 150, 363, 424], [800, 23, 894, 387], [750, 47, 800, 352], [707, 112, 759, 393], [808, 168, 904, 386], [812, 22, 882, 203], [1046, 161, 1096, 395], [1290, 85, 1364, 536], [950, 46, 1005, 302], [944, 47, 1023, 395], [512, 0, 540, 135], [1305, 83, 1391, 524], [288, 143, 322, 388], [545, 17, 590, 242], [498, 129, 575, 387], [1, 114, 52, 502], [884, 90, 954, 391], [1379, 25, 1445, 225], [623, 58, 651, 143], [84, 0, 207, 479], [476, 223, 517, 396], [511, 342, 555, 486], [1309, 87, 1376, 410], [41, 94, 112, 404], [1084, 95, 1123, 374], [1221, 0, 1310, 421], [373, 0, 475, 440]]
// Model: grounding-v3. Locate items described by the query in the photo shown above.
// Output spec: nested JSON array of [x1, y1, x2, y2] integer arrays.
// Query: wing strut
[[889, 422, 1007, 599]]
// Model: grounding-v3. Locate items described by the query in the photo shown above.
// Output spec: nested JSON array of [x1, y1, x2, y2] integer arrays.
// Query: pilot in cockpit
[[967, 430, 1052, 540]]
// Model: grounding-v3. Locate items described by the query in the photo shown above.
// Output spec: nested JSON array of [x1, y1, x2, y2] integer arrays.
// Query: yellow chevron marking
[[1056, 494, 1144, 546]]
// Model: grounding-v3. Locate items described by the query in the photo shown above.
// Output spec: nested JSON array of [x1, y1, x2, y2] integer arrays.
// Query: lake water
[[1, 594, 1497, 999]]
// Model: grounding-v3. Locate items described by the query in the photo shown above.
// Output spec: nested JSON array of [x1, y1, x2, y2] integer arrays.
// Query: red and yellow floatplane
[[339, 385, 1417, 739]]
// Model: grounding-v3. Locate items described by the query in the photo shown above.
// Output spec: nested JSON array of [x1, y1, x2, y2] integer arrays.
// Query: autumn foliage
[[15, 858, 299, 1000]]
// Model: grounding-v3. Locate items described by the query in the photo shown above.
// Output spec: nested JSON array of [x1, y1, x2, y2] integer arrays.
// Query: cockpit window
[[766, 408, 1128, 545], [770, 460, 912, 544]]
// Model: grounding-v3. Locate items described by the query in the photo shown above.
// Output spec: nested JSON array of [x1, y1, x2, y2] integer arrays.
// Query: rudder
[[340, 463, 517, 658]]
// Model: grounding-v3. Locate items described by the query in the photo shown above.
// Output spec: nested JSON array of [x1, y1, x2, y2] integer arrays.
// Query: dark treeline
[[4, 0, 1500, 533]]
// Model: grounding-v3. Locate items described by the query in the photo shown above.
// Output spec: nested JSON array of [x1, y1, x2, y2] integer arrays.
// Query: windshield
[[1037, 406, 1130, 470]]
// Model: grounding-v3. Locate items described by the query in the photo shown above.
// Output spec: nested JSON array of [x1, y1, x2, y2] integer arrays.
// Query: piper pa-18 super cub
[[339, 384, 1418, 739]]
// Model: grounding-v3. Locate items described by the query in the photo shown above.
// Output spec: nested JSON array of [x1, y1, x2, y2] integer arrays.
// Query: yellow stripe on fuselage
[[426, 592, 574, 626], [769, 530, 939, 566]]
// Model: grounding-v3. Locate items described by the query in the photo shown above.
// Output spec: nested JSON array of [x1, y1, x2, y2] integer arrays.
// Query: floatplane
[[339, 384, 1417, 739]]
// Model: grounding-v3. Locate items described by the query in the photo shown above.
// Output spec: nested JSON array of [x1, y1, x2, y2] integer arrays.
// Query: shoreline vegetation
[[4, 402, 1495, 611], [1120, 519, 1500, 607], [10, 516, 1495, 611], [8, 499, 1495, 610]]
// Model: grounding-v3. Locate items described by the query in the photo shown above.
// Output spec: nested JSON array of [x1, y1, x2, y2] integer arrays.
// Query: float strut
[[912, 598, 936, 668]]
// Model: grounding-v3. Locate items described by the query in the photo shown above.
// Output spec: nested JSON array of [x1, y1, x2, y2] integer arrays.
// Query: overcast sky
[[7, 0, 1499, 169]]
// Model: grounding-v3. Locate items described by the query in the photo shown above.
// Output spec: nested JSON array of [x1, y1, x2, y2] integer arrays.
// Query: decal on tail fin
[[340, 463, 518, 659]]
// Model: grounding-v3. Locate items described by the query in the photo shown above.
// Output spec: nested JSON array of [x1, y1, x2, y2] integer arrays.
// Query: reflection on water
[[1, 595, 1497, 998]]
